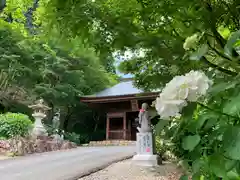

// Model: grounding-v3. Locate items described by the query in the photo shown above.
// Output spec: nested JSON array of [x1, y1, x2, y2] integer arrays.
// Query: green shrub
[[64, 132, 80, 144], [64, 132, 89, 145], [155, 136, 167, 155], [155, 136, 175, 160], [0, 112, 33, 138], [45, 124, 57, 136], [45, 123, 89, 145]]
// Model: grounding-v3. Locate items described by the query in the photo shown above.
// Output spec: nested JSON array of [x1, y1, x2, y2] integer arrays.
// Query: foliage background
[[2, 0, 240, 178], [0, 0, 118, 143]]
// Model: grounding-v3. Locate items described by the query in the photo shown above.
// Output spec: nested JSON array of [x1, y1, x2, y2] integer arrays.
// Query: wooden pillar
[[123, 112, 126, 140], [128, 118, 131, 140], [106, 116, 110, 140]]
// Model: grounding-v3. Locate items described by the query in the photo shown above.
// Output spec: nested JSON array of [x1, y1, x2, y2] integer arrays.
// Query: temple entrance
[[126, 111, 138, 141], [106, 111, 139, 140], [108, 117, 124, 139]]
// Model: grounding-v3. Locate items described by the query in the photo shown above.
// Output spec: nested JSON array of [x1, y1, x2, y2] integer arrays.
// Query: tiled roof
[[85, 79, 144, 97]]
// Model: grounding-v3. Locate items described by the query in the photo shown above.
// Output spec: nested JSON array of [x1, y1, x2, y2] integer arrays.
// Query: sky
[[113, 49, 145, 78]]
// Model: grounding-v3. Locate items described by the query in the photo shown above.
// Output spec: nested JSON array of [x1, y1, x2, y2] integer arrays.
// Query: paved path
[[0, 146, 135, 180], [79, 160, 181, 180]]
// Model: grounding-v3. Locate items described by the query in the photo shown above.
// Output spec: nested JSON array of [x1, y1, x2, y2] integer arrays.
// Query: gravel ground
[[0, 155, 10, 160], [79, 159, 182, 180]]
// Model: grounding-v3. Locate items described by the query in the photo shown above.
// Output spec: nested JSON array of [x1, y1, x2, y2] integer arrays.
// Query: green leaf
[[190, 44, 209, 61], [182, 102, 197, 118], [188, 114, 209, 132], [235, 161, 240, 175], [182, 135, 201, 151], [155, 119, 169, 135], [192, 173, 202, 180], [226, 171, 240, 180], [209, 81, 237, 95], [192, 158, 205, 173], [223, 94, 240, 116], [225, 159, 237, 171], [179, 175, 189, 180], [223, 126, 240, 160], [195, 116, 208, 130], [209, 154, 227, 178], [203, 116, 218, 130], [224, 30, 240, 57]]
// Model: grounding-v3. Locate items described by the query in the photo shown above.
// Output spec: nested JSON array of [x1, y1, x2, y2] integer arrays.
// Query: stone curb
[[88, 141, 136, 147], [68, 154, 135, 180]]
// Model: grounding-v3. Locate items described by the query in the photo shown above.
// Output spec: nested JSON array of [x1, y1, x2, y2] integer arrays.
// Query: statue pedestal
[[32, 113, 48, 138], [132, 132, 159, 167]]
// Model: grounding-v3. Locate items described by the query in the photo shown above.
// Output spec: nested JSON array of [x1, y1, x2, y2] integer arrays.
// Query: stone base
[[32, 127, 48, 138], [136, 132, 154, 154], [132, 154, 159, 167]]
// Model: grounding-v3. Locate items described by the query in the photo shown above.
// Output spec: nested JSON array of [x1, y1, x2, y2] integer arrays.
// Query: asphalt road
[[0, 146, 135, 180]]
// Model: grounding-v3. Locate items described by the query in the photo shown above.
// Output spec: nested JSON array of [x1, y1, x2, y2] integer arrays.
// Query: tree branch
[[197, 102, 239, 120], [204, 2, 226, 48], [206, 41, 232, 61]]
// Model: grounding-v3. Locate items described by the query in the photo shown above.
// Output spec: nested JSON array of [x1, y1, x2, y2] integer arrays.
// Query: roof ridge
[[83, 80, 142, 97], [119, 77, 133, 82]]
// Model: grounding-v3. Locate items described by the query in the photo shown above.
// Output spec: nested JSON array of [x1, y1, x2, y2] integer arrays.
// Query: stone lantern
[[28, 99, 51, 138]]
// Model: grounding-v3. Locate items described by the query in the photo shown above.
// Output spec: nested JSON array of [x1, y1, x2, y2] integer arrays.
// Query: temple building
[[80, 78, 159, 141]]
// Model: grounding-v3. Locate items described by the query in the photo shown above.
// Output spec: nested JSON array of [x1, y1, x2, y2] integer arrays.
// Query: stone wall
[[0, 136, 77, 156], [89, 140, 136, 146]]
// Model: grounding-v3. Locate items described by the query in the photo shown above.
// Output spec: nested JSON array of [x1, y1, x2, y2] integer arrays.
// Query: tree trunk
[[63, 105, 73, 131]]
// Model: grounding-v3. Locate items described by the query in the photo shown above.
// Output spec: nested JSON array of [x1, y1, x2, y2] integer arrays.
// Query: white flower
[[155, 96, 187, 120], [184, 70, 212, 101], [155, 76, 189, 120], [161, 75, 189, 100], [155, 70, 212, 120], [183, 34, 199, 50]]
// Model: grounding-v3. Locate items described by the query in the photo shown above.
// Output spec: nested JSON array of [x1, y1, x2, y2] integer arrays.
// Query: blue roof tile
[[85, 80, 143, 97]]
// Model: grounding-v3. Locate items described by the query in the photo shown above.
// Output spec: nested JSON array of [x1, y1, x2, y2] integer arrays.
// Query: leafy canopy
[[4, 1, 240, 178]]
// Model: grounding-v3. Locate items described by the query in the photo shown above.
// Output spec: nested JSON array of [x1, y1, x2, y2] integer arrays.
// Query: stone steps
[[88, 140, 136, 146]]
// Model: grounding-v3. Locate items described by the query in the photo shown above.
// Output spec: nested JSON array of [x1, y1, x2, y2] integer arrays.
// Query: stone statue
[[132, 102, 159, 167], [52, 110, 60, 130], [137, 103, 151, 133]]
